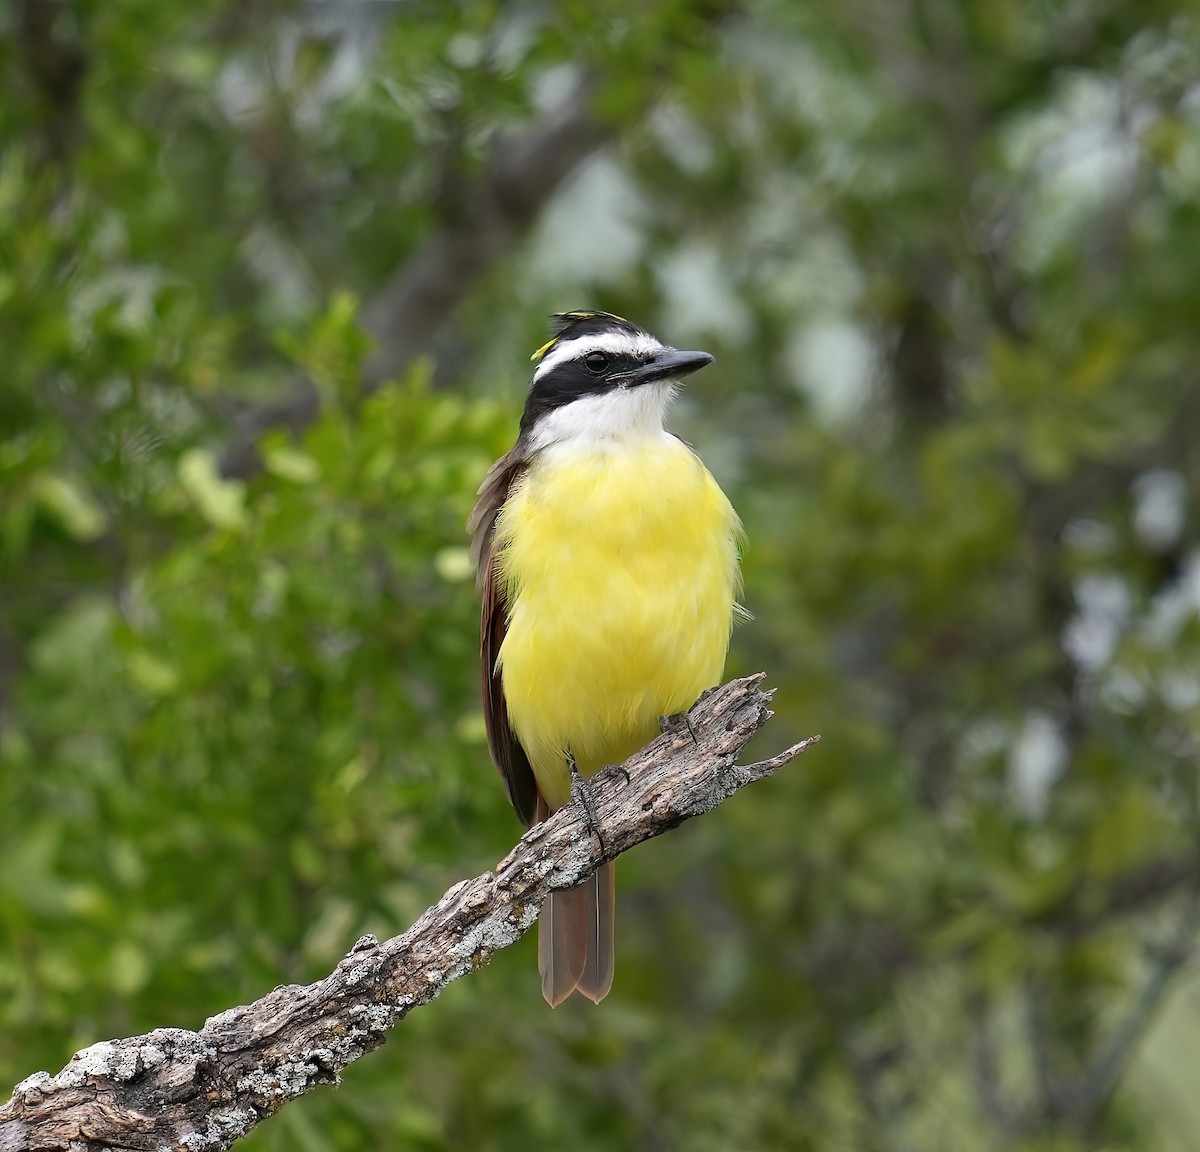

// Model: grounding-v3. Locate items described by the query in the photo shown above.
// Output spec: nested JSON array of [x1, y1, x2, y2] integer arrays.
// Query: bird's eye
[[583, 351, 609, 374]]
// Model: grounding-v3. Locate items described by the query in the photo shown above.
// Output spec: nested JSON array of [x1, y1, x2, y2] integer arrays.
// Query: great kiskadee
[[469, 310, 742, 1006]]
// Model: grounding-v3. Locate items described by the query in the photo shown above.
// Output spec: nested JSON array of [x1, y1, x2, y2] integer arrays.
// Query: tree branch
[[16, 0, 88, 166], [0, 674, 817, 1152], [218, 78, 611, 480], [1062, 900, 1200, 1125]]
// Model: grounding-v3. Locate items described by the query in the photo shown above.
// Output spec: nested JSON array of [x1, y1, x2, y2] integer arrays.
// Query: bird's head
[[520, 311, 714, 448]]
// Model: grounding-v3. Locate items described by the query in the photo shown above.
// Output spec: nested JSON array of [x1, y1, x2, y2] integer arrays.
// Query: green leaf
[[177, 449, 247, 530], [31, 473, 109, 540]]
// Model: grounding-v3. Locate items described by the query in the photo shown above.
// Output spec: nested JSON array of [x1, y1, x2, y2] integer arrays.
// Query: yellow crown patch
[[530, 310, 631, 363], [530, 338, 557, 364]]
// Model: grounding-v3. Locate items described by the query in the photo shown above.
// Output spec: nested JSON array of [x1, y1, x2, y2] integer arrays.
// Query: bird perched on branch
[[469, 310, 742, 1006]]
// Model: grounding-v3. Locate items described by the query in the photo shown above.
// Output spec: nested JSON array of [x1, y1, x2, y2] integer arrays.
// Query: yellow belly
[[495, 436, 741, 810]]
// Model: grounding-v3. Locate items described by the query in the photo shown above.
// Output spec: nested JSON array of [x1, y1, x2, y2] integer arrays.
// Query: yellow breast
[[495, 435, 741, 810]]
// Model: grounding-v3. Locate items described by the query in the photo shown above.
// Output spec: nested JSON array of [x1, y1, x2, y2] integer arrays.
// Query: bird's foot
[[660, 709, 699, 745], [606, 762, 631, 786], [568, 752, 607, 857]]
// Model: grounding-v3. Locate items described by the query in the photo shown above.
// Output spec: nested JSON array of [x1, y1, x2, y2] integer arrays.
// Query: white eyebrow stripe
[[532, 330, 664, 382]]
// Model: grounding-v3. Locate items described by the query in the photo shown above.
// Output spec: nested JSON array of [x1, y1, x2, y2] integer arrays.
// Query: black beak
[[627, 348, 715, 387]]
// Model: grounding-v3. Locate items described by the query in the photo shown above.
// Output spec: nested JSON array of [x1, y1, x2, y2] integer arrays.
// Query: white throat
[[529, 381, 678, 452]]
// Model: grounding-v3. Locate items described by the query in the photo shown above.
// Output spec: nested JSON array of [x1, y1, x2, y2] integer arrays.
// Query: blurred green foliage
[[3, 1, 1200, 1149]]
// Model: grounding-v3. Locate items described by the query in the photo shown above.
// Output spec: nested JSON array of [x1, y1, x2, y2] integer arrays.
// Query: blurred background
[[3, 0, 1200, 1148]]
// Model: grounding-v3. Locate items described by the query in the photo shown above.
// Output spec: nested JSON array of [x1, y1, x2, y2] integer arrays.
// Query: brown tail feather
[[539, 884, 588, 1006], [538, 863, 616, 1006], [575, 862, 615, 1004]]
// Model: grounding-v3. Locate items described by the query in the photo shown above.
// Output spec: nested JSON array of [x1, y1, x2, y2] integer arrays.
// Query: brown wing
[[468, 443, 539, 827]]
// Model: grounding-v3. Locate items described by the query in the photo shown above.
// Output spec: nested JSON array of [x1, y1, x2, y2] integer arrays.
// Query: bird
[[469, 310, 742, 1006]]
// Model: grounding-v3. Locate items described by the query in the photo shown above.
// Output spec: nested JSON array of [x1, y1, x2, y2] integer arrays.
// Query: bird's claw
[[659, 710, 699, 745]]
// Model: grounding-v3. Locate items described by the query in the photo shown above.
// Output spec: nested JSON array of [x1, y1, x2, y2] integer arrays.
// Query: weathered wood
[[0, 674, 817, 1152]]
